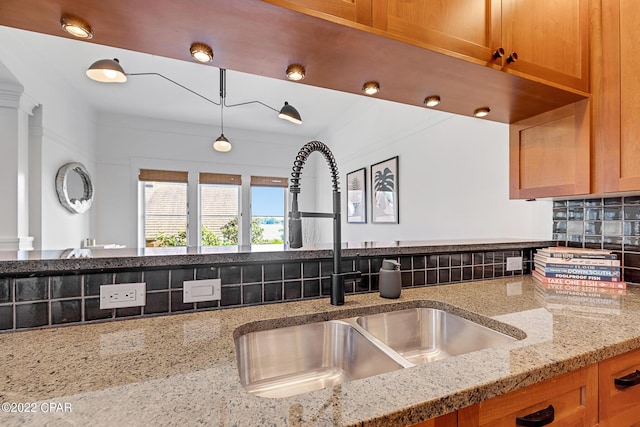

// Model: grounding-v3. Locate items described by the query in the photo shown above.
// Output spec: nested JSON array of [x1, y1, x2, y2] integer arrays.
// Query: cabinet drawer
[[599, 349, 640, 426], [458, 365, 598, 426]]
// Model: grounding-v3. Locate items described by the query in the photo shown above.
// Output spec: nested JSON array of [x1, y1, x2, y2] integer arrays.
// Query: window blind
[[250, 176, 288, 188]]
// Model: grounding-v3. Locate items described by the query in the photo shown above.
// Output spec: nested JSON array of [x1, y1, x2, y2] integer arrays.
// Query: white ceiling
[[0, 25, 382, 138]]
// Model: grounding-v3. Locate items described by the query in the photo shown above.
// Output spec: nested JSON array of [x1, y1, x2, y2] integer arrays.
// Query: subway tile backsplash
[[0, 248, 534, 332], [554, 196, 640, 284]]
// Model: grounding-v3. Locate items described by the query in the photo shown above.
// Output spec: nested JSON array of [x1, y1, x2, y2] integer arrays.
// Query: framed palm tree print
[[346, 168, 366, 223], [371, 156, 399, 224]]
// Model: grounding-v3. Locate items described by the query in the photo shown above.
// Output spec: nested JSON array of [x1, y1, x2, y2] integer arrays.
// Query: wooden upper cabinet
[[265, 0, 589, 95], [592, 0, 640, 193], [501, 0, 590, 92], [510, 99, 590, 199], [371, 0, 501, 64], [262, 0, 373, 26]]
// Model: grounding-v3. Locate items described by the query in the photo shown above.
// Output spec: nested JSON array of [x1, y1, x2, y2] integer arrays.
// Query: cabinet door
[[371, 0, 501, 64], [410, 411, 457, 427], [509, 99, 590, 199], [501, 0, 590, 92], [593, 0, 640, 192], [262, 0, 372, 26], [458, 365, 598, 427], [599, 348, 640, 426]]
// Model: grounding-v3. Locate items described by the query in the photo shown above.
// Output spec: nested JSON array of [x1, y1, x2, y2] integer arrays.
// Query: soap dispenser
[[379, 259, 401, 298]]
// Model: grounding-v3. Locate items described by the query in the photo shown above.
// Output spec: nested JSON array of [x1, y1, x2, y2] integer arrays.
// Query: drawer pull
[[515, 404, 554, 427], [614, 369, 640, 388]]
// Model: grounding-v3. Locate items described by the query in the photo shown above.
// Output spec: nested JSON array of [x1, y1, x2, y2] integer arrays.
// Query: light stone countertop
[[0, 276, 638, 427]]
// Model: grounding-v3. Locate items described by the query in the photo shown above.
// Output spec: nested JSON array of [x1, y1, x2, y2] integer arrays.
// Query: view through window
[[200, 184, 240, 245], [251, 176, 287, 244], [139, 169, 188, 247]]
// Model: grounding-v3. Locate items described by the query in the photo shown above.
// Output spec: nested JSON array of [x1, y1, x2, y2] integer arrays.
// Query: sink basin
[[235, 320, 404, 398], [356, 308, 517, 364]]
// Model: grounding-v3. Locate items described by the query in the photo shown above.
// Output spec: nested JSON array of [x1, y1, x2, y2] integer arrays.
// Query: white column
[[0, 76, 37, 250]]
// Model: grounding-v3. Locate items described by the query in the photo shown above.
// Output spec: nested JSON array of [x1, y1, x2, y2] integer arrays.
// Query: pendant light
[[86, 58, 127, 83], [214, 70, 232, 152], [278, 102, 302, 124], [86, 57, 303, 153]]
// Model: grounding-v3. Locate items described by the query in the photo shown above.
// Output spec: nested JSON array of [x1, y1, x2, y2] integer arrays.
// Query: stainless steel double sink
[[235, 306, 523, 398]]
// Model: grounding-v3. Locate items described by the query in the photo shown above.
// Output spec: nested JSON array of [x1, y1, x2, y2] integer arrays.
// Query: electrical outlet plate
[[506, 256, 523, 272], [100, 282, 146, 309], [183, 279, 221, 303]]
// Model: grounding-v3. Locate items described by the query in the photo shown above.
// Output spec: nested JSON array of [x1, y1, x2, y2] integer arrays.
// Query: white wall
[[0, 28, 98, 250], [314, 98, 552, 243], [0, 23, 552, 250], [94, 113, 317, 248]]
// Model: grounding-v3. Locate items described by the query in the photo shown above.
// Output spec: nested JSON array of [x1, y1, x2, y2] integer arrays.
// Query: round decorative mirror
[[55, 162, 94, 214]]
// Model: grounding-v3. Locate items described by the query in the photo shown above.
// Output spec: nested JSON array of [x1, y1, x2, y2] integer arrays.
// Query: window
[[139, 169, 188, 247], [199, 173, 241, 246], [251, 176, 287, 244]]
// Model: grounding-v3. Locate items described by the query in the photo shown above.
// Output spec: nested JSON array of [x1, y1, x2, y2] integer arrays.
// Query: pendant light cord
[[219, 68, 226, 134]]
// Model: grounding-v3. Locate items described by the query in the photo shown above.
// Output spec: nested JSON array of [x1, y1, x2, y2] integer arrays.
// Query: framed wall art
[[346, 168, 366, 223], [371, 156, 399, 224]]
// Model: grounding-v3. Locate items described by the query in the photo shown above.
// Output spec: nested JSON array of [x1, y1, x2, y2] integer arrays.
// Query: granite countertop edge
[[0, 239, 553, 274]]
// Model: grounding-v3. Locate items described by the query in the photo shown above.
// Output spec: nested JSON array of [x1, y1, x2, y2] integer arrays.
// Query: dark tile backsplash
[[554, 196, 640, 284], [0, 248, 534, 332]]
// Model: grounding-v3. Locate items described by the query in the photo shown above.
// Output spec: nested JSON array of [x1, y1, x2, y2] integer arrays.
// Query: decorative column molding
[[0, 82, 23, 109], [19, 91, 38, 116]]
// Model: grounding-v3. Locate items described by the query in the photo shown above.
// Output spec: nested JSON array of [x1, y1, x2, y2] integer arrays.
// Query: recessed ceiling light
[[474, 107, 491, 118], [362, 81, 380, 96], [190, 42, 214, 63], [286, 64, 305, 81], [423, 96, 441, 107], [60, 16, 93, 39]]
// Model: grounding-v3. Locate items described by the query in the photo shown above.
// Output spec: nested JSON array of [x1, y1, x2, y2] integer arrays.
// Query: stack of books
[[532, 246, 625, 289]]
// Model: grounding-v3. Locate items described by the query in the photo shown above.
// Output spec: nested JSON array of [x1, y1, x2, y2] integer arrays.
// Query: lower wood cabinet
[[407, 349, 640, 427], [410, 411, 457, 427], [458, 365, 598, 426], [599, 348, 640, 426]]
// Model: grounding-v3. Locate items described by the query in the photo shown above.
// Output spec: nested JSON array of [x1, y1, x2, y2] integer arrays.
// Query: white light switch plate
[[183, 279, 221, 303], [100, 282, 146, 309], [506, 256, 523, 271]]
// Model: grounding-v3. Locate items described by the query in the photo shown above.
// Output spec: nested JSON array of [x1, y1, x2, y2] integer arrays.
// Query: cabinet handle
[[507, 52, 518, 64], [493, 48, 505, 59], [614, 369, 640, 389], [515, 404, 554, 427]]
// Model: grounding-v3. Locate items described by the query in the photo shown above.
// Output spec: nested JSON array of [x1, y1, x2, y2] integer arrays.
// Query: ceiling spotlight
[[423, 95, 441, 107], [362, 81, 380, 96], [60, 16, 94, 39], [474, 107, 491, 118], [213, 134, 232, 152], [190, 42, 214, 63], [278, 102, 302, 124], [86, 58, 127, 83], [286, 64, 306, 81]]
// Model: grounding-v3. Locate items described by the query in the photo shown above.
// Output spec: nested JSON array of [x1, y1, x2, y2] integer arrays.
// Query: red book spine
[[532, 270, 627, 289]]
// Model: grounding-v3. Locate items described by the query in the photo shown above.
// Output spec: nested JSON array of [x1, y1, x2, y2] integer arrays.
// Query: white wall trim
[[0, 236, 34, 251]]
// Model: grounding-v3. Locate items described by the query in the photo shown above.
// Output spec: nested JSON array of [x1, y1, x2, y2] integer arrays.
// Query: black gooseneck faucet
[[289, 141, 360, 306]]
